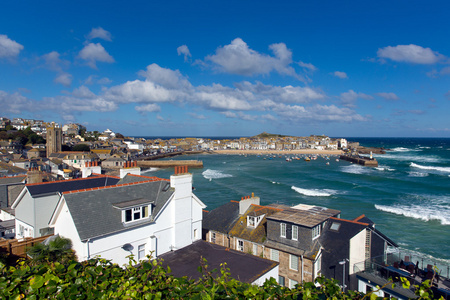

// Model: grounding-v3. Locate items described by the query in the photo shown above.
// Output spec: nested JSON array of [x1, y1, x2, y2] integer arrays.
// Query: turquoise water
[[147, 138, 450, 263]]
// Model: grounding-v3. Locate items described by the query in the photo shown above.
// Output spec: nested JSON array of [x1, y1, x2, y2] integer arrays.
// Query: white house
[[49, 168, 206, 265], [11, 176, 121, 239]]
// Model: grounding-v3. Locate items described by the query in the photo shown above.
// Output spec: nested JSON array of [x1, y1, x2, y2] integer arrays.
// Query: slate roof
[[62, 180, 174, 241], [117, 174, 166, 185], [0, 162, 27, 176], [228, 204, 283, 244], [158, 240, 278, 284], [267, 204, 340, 228], [0, 175, 27, 185], [26, 176, 120, 197], [202, 201, 239, 233]]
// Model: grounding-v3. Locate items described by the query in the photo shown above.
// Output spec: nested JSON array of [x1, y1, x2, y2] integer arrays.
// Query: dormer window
[[124, 205, 150, 223], [247, 214, 265, 228], [312, 223, 321, 239], [113, 198, 154, 224]]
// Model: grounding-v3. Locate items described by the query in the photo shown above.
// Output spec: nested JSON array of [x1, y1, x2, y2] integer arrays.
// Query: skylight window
[[330, 222, 341, 231]]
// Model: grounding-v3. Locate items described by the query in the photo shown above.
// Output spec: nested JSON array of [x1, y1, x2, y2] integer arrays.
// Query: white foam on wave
[[291, 186, 337, 197], [202, 169, 233, 180], [392, 147, 417, 152], [271, 181, 281, 185], [408, 171, 429, 177], [340, 164, 371, 175], [410, 162, 450, 173], [141, 167, 159, 173], [375, 153, 441, 163], [375, 165, 395, 172], [375, 203, 450, 225]]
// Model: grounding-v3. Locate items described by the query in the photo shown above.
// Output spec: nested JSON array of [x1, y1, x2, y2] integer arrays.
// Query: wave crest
[[375, 204, 450, 225], [202, 169, 233, 180], [291, 186, 336, 197], [410, 162, 450, 173]]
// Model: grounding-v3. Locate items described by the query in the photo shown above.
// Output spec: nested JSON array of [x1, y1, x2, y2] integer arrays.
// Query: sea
[[143, 137, 450, 270]]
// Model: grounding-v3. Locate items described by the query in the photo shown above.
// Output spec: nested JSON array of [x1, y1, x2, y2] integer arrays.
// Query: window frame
[[123, 205, 150, 223], [270, 249, 279, 262], [312, 224, 321, 239], [280, 223, 286, 238], [237, 239, 244, 252], [292, 225, 298, 241], [289, 254, 298, 271], [138, 244, 145, 260]]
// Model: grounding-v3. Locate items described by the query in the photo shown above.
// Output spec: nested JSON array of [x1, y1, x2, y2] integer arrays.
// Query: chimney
[[239, 193, 260, 215]]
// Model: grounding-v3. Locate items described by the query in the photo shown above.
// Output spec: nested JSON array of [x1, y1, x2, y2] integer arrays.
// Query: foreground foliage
[[0, 256, 442, 299]]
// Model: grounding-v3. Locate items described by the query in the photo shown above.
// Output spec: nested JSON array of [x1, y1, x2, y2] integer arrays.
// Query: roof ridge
[[353, 214, 366, 222], [329, 216, 369, 226], [26, 175, 117, 186], [251, 204, 284, 212], [62, 178, 165, 195]]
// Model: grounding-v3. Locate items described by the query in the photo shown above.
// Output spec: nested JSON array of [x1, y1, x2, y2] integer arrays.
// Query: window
[[237, 239, 244, 252], [289, 279, 298, 289], [279, 276, 285, 286], [330, 222, 341, 231], [290, 254, 298, 271], [292, 225, 298, 241], [280, 223, 286, 238], [248, 216, 255, 227], [138, 244, 145, 260], [312, 224, 321, 239], [123, 205, 149, 223], [211, 232, 216, 243], [270, 249, 279, 262]]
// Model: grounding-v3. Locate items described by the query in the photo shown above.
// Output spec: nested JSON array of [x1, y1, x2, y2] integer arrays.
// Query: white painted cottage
[[48, 168, 206, 265]]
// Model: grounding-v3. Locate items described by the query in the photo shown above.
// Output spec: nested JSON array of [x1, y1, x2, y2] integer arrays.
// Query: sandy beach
[[211, 149, 343, 155]]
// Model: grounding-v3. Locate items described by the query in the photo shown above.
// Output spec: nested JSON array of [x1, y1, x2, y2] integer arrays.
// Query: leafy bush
[[0, 256, 441, 299]]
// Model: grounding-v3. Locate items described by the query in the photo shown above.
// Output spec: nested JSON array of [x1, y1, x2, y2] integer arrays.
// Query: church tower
[[46, 123, 62, 158]]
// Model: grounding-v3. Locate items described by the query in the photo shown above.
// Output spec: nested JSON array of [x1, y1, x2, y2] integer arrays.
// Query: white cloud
[[340, 90, 373, 108], [377, 44, 445, 64], [54, 73, 73, 87], [135, 103, 161, 113], [42, 51, 69, 71], [273, 103, 366, 123], [177, 45, 191, 62], [0, 90, 33, 113], [188, 112, 207, 119], [298, 61, 317, 72], [84, 75, 112, 85], [87, 27, 112, 41], [333, 71, 348, 79], [221, 111, 256, 121], [78, 43, 114, 68], [205, 38, 304, 81], [138, 63, 192, 90], [98, 77, 112, 85], [376, 92, 399, 101], [0, 34, 23, 59]]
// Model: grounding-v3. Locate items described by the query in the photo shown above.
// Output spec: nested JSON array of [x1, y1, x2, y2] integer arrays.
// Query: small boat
[[326, 162, 330, 165], [304, 157, 311, 161]]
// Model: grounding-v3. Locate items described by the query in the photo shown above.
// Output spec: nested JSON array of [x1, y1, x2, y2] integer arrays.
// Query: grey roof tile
[[63, 180, 174, 241]]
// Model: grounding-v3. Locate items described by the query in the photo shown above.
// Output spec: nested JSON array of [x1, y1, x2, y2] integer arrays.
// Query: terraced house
[[203, 195, 397, 290]]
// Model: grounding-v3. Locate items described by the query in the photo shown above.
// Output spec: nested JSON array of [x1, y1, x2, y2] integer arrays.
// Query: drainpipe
[[87, 238, 91, 259], [301, 255, 304, 282]]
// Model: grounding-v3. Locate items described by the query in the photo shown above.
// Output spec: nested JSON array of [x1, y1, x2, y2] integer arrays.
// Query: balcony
[[354, 251, 450, 299]]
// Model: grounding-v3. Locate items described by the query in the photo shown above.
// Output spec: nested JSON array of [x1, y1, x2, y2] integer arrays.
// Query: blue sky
[[1, 1, 450, 137]]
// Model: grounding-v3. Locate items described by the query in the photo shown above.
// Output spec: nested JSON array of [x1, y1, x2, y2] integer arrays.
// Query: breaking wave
[[410, 162, 450, 173], [392, 147, 417, 152], [202, 169, 233, 180], [408, 171, 429, 177], [291, 186, 337, 197], [375, 203, 450, 225], [340, 164, 371, 175]]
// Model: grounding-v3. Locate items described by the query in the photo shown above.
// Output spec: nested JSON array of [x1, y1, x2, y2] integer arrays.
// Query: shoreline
[[210, 149, 343, 155]]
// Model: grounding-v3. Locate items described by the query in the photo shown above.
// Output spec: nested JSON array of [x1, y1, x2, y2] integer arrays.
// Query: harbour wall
[[339, 155, 378, 167]]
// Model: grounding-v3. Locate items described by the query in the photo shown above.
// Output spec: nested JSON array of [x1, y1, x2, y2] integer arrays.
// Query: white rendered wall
[[349, 229, 366, 275], [119, 167, 141, 178], [82, 166, 101, 178], [252, 265, 279, 286]]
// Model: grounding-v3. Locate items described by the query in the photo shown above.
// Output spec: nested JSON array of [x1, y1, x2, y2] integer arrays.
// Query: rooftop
[[267, 204, 340, 227], [158, 240, 278, 284]]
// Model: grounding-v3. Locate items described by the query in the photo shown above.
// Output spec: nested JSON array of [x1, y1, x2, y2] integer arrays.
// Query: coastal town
[[1, 116, 449, 299]]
